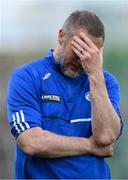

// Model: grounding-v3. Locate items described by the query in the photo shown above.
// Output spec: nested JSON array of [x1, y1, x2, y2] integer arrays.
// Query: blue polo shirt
[[7, 49, 122, 179]]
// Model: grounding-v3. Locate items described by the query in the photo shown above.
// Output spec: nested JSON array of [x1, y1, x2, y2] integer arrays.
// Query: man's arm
[[8, 67, 113, 158], [88, 71, 120, 145], [71, 32, 120, 146], [17, 127, 113, 158]]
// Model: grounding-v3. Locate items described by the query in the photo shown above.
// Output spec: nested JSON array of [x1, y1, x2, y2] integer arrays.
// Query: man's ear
[[58, 29, 64, 45]]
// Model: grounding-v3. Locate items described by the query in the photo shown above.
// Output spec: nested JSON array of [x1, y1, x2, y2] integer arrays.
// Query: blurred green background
[[0, 0, 128, 178]]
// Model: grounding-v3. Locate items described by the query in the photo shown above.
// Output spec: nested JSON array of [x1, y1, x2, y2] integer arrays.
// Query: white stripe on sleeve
[[12, 114, 20, 133], [20, 110, 30, 129], [16, 112, 25, 131]]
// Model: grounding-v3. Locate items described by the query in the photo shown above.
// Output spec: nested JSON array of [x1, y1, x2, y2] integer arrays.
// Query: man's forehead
[[75, 29, 103, 48]]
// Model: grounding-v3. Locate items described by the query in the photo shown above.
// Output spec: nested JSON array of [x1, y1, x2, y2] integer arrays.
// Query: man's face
[[58, 29, 103, 78]]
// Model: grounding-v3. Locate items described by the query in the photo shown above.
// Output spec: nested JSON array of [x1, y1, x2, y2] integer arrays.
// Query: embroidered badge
[[41, 95, 61, 102]]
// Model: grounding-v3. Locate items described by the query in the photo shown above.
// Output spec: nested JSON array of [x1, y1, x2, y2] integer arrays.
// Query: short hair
[[62, 10, 105, 41]]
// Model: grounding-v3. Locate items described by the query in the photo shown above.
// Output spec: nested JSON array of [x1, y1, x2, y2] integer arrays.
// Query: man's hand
[[88, 136, 114, 157], [71, 32, 103, 75]]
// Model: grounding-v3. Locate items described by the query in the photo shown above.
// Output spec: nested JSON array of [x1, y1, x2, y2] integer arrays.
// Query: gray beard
[[56, 51, 84, 78]]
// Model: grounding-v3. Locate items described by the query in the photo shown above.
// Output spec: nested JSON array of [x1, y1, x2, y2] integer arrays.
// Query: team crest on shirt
[[85, 91, 91, 102], [41, 94, 61, 102]]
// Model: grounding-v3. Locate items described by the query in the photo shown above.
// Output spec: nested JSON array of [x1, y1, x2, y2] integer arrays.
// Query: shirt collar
[[47, 49, 62, 73]]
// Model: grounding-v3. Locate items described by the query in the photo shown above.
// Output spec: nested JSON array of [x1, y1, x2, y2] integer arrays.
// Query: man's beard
[[57, 50, 84, 78]]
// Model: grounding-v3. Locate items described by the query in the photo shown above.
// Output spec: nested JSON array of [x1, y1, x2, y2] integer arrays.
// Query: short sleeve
[[105, 71, 123, 138], [7, 67, 42, 139]]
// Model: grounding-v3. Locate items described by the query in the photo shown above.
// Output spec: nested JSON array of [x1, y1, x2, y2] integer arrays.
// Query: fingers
[[71, 33, 103, 74], [72, 36, 93, 54], [80, 32, 99, 52], [71, 33, 100, 58], [71, 46, 83, 59], [72, 43, 92, 60], [71, 36, 93, 59]]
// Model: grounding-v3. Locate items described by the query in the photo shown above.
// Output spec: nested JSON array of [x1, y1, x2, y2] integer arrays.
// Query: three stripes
[[12, 110, 30, 137]]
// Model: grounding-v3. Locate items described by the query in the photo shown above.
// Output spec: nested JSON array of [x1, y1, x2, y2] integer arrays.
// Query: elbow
[[94, 132, 117, 146], [17, 138, 47, 156], [21, 144, 36, 156], [18, 139, 52, 158], [21, 142, 50, 157], [96, 137, 114, 146], [18, 142, 49, 157], [93, 124, 120, 146], [17, 140, 37, 156], [17, 128, 52, 157]]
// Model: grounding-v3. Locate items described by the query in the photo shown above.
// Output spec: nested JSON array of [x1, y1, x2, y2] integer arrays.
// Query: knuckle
[[86, 53, 92, 59], [90, 49, 99, 56], [90, 50, 95, 55]]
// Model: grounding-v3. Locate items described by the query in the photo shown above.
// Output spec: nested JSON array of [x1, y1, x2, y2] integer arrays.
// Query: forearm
[[35, 130, 91, 158], [17, 127, 114, 158], [88, 71, 120, 145], [17, 128, 90, 158]]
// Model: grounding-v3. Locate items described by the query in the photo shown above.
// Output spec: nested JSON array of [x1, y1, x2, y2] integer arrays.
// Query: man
[[7, 10, 123, 179]]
